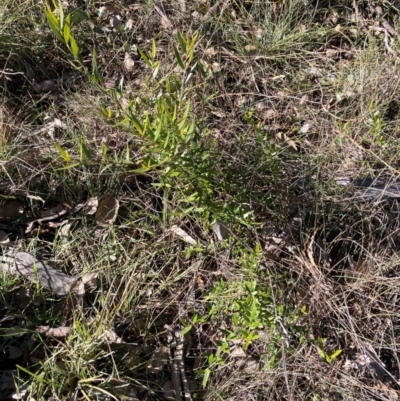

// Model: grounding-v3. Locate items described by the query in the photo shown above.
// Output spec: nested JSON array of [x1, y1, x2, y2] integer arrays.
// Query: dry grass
[[2, 0, 400, 400]]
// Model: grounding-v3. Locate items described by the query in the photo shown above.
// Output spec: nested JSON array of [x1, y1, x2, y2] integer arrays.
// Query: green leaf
[[151, 38, 157, 59], [69, 35, 79, 57], [79, 139, 92, 160], [197, 59, 207, 78], [131, 166, 151, 173], [102, 143, 108, 158], [185, 119, 196, 140], [55, 163, 81, 171], [177, 31, 186, 53], [63, 15, 71, 44], [17, 365, 47, 382], [329, 349, 342, 361], [188, 32, 198, 56], [178, 101, 191, 130], [202, 369, 211, 388], [47, 18, 65, 43], [89, 74, 98, 83], [137, 47, 151, 67], [317, 347, 328, 362], [71, 8, 89, 24], [154, 117, 163, 141], [55, 143, 71, 162], [181, 325, 192, 335], [125, 145, 130, 162], [172, 44, 185, 69], [45, 4, 60, 29], [45, 8, 65, 44], [129, 114, 144, 135], [57, 0, 64, 29]]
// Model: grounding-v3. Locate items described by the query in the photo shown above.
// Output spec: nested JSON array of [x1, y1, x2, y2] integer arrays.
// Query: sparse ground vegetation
[[1, 0, 400, 400]]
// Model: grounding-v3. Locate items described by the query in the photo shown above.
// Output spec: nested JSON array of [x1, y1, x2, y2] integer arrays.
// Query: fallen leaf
[[211, 62, 221, 72], [212, 221, 229, 241], [249, 26, 263, 38], [125, 18, 134, 31], [105, 329, 123, 343], [299, 123, 310, 134], [170, 225, 197, 245], [162, 380, 175, 400], [154, 5, 172, 29], [0, 230, 9, 243], [96, 196, 119, 227], [36, 325, 71, 337], [81, 271, 98, 290], [29, 348, 44, 364], [0, 200, 24, 219], [234, 356, 259, 372], [243, 357, 259, 373], [105, 78, 117, 89], [71, 280, 85, 298], [97, 4, 118, 17], [31, 118, 67, 137], [13, 287, 31, 309], [0, 371, 14, 390], [274, 132, 297, 151], [362, 341, 389, 382], [110, 15, 122, 31], [82, 197, 98, 215], [10, 383, 29, 400], [230, 346, 246, 358], [32, 79, 57, 93], [177, 0, 186, 12], [124, 53, 135, 72], [60, 222, 72, 237], [261, 109, 276, 120], [147, 346, 169, 373], [326, 48, 339, 58], [210, 110, 226, 118], [204, 47, 217, 56], [195, 274, 204, 290], [1, 252, 75, 296], [7, 345, 23, 359], [245, 44, 257, 52]]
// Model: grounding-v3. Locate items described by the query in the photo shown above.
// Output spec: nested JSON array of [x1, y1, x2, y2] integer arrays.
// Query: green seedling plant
[[106, 34, 256, 225], [187, 243, 302, 387], [45, 0, 89, 60], [365, 102, 388, 148], [45, 3, 263, 226], [194, 277, 282, 387], [316, 337, 342, 364]]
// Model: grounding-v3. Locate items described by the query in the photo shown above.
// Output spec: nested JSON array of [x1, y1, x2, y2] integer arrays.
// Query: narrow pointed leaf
[[69, 35, 79, 57], [177, 31, 186, 53], [63, 16, 71, 43], [172, 44, 185, 69]]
